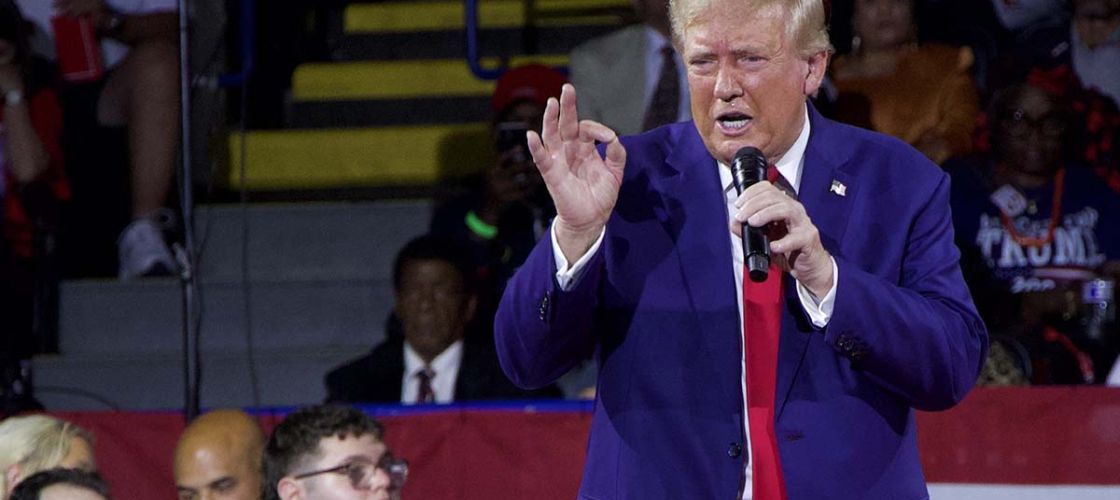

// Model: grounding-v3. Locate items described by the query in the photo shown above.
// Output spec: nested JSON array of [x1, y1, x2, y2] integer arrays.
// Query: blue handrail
[[464, 0, 506, 80]]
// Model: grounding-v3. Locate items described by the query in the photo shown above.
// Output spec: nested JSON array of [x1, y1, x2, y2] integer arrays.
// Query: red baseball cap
[[490, 64, 568, 114]]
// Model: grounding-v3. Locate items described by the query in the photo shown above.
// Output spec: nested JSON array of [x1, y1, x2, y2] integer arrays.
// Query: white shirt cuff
[[795, 257, 838, 328], [552, 224, 606, 291]]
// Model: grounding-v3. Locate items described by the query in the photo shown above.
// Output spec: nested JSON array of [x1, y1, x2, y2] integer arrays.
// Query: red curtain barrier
[[45, 387, 1120, 500], [916, 386, 1120, 485]]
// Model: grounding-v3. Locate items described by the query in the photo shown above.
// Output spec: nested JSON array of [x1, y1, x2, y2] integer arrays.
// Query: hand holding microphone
[[729, 148, 834, 297], [731, 147, 771, 283]]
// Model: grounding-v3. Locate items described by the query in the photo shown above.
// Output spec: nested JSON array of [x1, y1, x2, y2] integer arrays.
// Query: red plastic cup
[[51, 15, 104, 83]]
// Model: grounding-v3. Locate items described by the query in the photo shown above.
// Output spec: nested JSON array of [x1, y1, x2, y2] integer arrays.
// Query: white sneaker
[[118, 215, 176, 280]]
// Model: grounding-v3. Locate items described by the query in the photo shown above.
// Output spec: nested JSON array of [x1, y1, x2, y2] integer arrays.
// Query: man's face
[[1074, 0, 1120, 48], [175, 446, 260, 500], [682, 2, 827, 164], [997, 85, 1065, 179], [853, 0, 914, 52], [281, 435, 392, 500], [395, 259, 476, 362]]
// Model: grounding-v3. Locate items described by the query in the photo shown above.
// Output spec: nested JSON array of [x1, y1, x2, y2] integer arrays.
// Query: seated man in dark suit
[[325, 234, 560, 404]]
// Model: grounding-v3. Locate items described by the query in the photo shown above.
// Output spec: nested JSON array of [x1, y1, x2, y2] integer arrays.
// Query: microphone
[[731, 146, 770, 283]]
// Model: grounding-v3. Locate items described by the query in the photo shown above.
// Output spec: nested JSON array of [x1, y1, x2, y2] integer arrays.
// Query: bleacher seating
[[34, 0, 634, 411]]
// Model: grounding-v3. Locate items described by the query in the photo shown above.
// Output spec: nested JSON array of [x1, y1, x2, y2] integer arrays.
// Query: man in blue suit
[[494, 0, 988, 498]]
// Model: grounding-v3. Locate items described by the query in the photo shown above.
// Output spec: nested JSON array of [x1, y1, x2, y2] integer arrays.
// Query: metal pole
[[176, 0, 200, 422]]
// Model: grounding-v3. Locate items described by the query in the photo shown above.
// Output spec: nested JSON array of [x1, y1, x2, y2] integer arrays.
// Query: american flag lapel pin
[[829, 179, 847, 197]]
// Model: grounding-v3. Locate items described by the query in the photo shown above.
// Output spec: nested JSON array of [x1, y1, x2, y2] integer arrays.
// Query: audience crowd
[[0, 0, 1118, 496], [0, 407, 404, 500]]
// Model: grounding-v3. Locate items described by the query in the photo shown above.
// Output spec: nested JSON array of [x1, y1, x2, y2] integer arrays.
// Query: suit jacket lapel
[[659, 124, 744, 406], [776, 104, 858, 417]]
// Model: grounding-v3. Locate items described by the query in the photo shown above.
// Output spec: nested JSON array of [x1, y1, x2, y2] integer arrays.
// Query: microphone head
[[747, 254, 770, 283], [731, 146, 767, 193], [733, 146, 765, 164]]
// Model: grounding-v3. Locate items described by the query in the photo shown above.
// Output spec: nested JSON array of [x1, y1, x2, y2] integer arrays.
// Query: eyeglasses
[[292, 452, 409, 492], [1002, 109, 1066, 139]]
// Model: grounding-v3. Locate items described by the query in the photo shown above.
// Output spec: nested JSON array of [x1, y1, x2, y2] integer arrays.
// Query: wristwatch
[[4, 88, 24, 107]]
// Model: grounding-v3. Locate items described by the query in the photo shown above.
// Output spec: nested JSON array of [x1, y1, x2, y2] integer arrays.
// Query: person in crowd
[[1070, 0, 1120, 106], [263, 405, 407, 500], [0, 415, 95, 499], [987, 0, 1065, 33], [949, 79, 1120, 384], [494, 0, 987, 497], [996, 0, 1120, 191], [8, 469, 110, 500], [16, 0, 180, 280], [830, 0, 980, 164], [428, 64, 599, 398], [0, 0, 68, 362], [430, 64, 565, 309], [569, 0, 690, 136], [325, 234, 561, 404], [173, 409, 264, 500]]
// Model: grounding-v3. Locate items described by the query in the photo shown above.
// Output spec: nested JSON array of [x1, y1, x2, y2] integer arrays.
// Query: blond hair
[[0, 415, 93, 495], [669, 0, 833, 57]]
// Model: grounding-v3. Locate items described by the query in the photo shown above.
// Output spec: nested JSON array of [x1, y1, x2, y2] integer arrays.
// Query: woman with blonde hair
[[0, 415, 95, 499]]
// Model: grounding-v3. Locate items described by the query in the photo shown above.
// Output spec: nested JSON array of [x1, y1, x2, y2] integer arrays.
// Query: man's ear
[[464, 293, 478, 323], [277, 477, 302, 500], [803, 50, 830, 97]]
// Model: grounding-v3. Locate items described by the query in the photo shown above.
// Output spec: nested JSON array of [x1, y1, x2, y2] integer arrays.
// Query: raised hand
[[528, 84, 626, 262], [732, 182, 834, 297]]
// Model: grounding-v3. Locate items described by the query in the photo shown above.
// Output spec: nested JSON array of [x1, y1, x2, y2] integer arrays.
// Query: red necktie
[[743, 165, 787, 499], [416, 368, 436, 404]]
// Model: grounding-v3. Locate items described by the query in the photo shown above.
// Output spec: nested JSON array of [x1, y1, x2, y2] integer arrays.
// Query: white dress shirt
[[550, 107, 837, 498], [401, 340, 463, 404]]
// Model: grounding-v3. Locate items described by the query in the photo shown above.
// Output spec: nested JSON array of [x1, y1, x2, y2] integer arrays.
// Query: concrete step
[[291, 55, 566, 102], [332, 25, 620, 62], [191, 201, 432, 283], [32, 347, 359, 411], [343, 0, 629, 35], [57, 201, 432, 355], [57, 278, 391, 355], [224, 125, 491, 190], [289, 96, 491, 128]]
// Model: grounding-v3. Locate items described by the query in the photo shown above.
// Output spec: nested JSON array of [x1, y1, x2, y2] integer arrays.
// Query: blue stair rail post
[[219, 0, 255, 87], [465, 0, 506, 80]]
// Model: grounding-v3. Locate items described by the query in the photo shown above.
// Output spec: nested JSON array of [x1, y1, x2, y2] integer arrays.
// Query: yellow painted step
[[226, 124, 493, 190], [292, 55, 568, 102], [345, 0, 630, 33]]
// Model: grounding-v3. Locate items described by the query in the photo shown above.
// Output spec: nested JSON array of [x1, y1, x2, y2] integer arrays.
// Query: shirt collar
[[404, 339, 464, 377]]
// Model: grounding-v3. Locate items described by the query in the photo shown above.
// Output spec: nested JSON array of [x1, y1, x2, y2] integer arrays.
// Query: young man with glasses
[[263, 405, 407, 500]]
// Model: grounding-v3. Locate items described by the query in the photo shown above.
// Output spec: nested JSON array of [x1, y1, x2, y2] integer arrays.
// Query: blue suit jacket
[[494, 106, 988, 499]]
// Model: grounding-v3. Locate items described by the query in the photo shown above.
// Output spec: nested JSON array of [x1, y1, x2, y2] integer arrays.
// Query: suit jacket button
[[727, 443, 742, 459]]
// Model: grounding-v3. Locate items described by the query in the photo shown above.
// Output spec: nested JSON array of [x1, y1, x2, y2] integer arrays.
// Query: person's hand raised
[[528, 84, 626, 261]]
